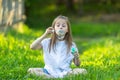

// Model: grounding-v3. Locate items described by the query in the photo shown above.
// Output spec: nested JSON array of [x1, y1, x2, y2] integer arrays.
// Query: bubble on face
[[56, 29, 65, 36]]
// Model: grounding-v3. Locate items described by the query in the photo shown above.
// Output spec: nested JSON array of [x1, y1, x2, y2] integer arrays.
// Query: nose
[[60, 27, 63, 29], [60, 25, 63, 29]]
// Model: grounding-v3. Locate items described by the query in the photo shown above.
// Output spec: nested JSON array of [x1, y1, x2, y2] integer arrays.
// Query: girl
[[28, 15, 87, 78]]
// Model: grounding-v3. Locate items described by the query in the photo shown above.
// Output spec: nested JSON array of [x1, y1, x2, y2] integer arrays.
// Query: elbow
[[30, 44, 41, 50], [30, 45, 35, 50]]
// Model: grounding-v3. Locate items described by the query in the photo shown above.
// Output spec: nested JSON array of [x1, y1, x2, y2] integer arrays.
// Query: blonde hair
[[49, 15, 73, 53]]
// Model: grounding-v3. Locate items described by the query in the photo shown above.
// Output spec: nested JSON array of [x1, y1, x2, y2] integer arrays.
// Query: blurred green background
[[24, 0, 120, 29], [0, 0, 120, 80], [24, 0, 120, 37]]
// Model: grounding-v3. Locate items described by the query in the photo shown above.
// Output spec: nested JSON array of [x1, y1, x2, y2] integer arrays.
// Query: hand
[[73, 53, 81, 66], [44, 27, 54, 35], [74, 53, 79, 58]]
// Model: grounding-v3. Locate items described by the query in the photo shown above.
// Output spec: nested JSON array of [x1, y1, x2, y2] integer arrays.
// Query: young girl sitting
[[28, 15, 87, 78]]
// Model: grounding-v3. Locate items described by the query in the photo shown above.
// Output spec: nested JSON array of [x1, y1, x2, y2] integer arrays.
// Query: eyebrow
[[56, 23, 60, 25], [62, 23, 66, 25]]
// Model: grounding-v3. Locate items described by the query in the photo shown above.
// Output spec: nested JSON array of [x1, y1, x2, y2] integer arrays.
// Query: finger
[[47, 30, 53, 34], [48, 28, 54, 33], [48, 27, 54, 30]]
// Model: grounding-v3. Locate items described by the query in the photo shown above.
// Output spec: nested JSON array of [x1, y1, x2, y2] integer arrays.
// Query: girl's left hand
[[73, 53, 81, 66]]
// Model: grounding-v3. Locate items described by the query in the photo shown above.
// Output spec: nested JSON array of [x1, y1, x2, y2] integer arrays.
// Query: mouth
[[56, 29, 65, 36]]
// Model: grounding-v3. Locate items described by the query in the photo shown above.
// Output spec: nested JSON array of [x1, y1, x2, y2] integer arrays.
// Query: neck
[[56, 35, 65, 41]]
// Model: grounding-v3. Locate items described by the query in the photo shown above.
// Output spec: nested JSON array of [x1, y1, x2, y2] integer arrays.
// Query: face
[[54, 19, 68, 36]]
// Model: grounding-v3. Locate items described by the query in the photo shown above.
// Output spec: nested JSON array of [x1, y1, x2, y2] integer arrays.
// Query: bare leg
[[27, 68, 53, 78], [67, 68, 87, 75]]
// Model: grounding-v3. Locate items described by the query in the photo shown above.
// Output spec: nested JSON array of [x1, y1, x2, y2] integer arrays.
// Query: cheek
[[65, 27, 68, 32], [54, 27, 58, 31]]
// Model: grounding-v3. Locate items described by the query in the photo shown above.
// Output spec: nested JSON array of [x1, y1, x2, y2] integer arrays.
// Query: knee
[[73, 68, 87, 74], [27, 68, 33, 73], [80, 69, 87, 74]]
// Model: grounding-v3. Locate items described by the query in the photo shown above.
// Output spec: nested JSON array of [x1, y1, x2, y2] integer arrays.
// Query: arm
[[73, 53, 81, 67], [30, 33, 47, 50], [30, 27, 54, 50]]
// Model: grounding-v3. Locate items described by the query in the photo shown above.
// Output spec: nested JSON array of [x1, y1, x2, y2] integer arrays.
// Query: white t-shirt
[[41, 38, 78, 78]]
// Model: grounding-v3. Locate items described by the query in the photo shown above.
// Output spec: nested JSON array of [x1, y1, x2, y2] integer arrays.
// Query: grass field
[[0, 22, 120, 80]]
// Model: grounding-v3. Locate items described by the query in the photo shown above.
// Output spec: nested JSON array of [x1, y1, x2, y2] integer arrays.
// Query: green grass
[[0, 22, 120, 80]]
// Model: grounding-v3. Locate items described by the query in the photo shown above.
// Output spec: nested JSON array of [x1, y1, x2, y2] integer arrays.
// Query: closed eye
[[62, 24, 66, 27], [57, 24, 60, 27]]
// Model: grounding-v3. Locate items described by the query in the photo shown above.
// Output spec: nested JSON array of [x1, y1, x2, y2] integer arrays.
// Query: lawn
[[0, 22, 120, 80]]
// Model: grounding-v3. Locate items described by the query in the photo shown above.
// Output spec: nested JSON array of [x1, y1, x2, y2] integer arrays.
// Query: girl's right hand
[[44, 27, 54, 35]]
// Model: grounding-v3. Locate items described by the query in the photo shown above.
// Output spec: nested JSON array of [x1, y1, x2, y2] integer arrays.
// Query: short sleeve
[[40, 38, 50, 48]]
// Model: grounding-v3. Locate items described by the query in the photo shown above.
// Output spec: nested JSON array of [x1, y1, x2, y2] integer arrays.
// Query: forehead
[[55, 19, 67, 24]]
